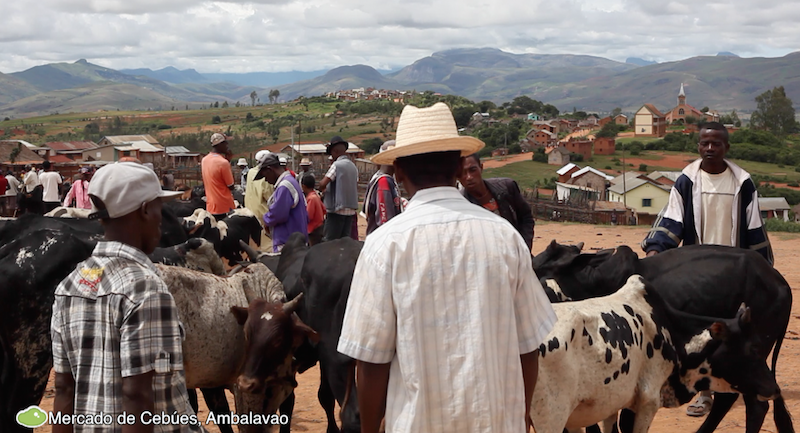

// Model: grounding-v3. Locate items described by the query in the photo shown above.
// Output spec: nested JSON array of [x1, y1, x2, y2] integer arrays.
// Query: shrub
[[788, 181, 799, 187], [764, 218, 800, 233], [532, 148, 548, 163], [211, 116, 221, 124], [638, 164, 648, 172], [605, 165, 612, 169], [157, 124, 172, 130]]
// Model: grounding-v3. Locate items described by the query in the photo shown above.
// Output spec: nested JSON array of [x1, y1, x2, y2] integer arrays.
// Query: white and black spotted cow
[[531, 275, 780, 433]]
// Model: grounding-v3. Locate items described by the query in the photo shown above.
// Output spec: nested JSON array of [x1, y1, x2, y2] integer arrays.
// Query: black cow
[[241, 233, 363, 433], [0, 208, 188, 249], [185, 209, 262, 263], [0, 229, 96, 433], [533, 242, 794, 433], [163, 196, 206, 218]]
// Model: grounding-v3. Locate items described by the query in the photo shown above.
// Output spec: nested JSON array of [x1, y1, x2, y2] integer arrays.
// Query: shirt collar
[[336, 155, 349, 161], [93, 241, 157, 272], [276, 170, 294, 184], [405, 186, 464, 211]]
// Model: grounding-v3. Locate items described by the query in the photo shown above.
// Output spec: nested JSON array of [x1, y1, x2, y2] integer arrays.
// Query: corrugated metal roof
[[758, 197, 790, 211], [556, 163, 579, 175], [44, 141, 97, 151], [608, 178, 671, 194], [571, 166, 614, 181], [283, 143, 362, 154], [100, 135, 159, 145], [165, 146, 191, 154]]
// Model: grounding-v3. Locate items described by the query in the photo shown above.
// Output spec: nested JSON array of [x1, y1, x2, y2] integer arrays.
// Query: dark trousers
[[324, 213, 354, 242], [44, 201, 60, 213], [18, 187, 44, 215]]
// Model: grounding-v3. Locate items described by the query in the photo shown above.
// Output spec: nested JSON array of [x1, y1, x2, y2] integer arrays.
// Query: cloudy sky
[[1, 0, 798, 74]]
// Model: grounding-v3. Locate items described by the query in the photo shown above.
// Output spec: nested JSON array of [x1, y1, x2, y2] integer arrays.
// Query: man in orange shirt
[[202, 133, 236, 219], [301, 173, 326, 245]]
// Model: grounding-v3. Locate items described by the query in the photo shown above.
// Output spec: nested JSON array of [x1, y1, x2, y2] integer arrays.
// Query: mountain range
[[1, 48, 798, 119]]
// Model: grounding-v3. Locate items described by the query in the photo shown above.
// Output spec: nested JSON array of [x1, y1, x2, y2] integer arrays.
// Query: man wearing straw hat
[[337, 102, 556, 433]]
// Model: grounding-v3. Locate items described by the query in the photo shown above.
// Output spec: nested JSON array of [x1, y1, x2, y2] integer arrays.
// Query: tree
[[700, 106, 709, 113], [684, 115, 699, 125], [751, 86, 797, 136], [452, 106, 475, 129], [611, 107, 622, 117], [638, 163, 648, 172], [268, 89, 281, 104], [222, 101, 229, 108], [213, 101, 219, 108], [250, 91, 258, 107]]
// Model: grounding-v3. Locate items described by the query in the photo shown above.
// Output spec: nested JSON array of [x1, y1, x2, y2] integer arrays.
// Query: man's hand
[[122, 371, 155, 433], [520, 350, 539, 431], [646, 250, 658, 257], [53, 373, 75, 433], [356, 360, 391, 433]]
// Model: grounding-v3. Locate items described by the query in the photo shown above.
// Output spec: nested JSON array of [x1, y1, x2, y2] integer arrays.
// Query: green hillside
[[0, 82, 193, 118]]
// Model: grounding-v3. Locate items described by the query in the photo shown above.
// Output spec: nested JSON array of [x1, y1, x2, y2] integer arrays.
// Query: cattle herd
[[0, 197, 795, 433]]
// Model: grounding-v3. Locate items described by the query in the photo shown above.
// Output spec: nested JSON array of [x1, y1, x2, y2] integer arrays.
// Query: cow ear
[[709, 322, 730, 341], [738, 307, 752, 326], [292, 313, 320, 344], [230, 306, 249, 326]]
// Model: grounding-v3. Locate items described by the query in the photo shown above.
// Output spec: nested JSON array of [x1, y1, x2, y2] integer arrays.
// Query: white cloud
[[0, 0, 798, 73]]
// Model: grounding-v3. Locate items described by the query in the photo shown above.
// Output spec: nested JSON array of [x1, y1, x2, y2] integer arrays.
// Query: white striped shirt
[[338, 186, 556, 433]]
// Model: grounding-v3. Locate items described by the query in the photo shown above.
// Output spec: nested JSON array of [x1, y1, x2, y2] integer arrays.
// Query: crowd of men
[[6, 102, 771, 432]]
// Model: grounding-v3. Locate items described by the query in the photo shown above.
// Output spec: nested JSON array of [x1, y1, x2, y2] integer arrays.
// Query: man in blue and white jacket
[[642, 121, 773, 416], [642, 122, 773, 264]]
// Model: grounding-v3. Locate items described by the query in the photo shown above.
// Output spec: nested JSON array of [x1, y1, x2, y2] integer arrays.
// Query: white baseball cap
[[237, 158, 248, 166], [88, 162, 182, 219], [255, 150, 270, 164], [210, 133, 227, 147]]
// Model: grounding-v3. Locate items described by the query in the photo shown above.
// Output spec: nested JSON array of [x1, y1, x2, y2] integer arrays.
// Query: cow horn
[[576, 242, 584, 250], [239, 240, 260, 263], [283, 293, 305, 314]]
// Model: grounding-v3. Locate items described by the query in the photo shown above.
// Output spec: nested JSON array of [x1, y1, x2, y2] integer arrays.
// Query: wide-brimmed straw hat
[[371, 102, 484, 165]]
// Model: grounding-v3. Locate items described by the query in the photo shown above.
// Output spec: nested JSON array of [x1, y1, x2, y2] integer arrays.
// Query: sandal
[[686, 396, 713, 417]]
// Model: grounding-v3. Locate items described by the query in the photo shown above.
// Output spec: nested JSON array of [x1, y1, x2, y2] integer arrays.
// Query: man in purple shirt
[[254, 153, 309, 252]]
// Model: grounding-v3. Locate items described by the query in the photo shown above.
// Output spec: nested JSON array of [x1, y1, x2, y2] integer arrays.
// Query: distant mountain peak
[[75, 59, 89, 64], [626, 57, 657, 66], [717, 51, 739, 57]]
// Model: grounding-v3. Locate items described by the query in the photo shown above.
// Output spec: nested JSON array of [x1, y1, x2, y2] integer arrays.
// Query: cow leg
[[614, 408, 635, 433], [278, 391, 295, 433], [695, 393, 738, 433], [602, 413, 619, 433], [318, 372, 340, 433], [187, 388, 199, 413], [742, 394, 770, 433], [202, 387, 234, 433], [630, 401, 658, 433]]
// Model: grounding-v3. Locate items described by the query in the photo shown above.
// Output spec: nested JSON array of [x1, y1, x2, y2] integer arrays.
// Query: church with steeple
[[664, 83, 720, 125]]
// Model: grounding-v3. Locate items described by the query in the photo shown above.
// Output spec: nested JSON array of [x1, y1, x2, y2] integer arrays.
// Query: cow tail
[[773, 395, 795, 433], [772, 295, 795, 433], [772, 331, 795, 433], [339, 360, 356, 423]]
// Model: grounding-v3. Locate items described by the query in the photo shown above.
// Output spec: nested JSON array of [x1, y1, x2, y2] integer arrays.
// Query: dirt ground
[[623, 153, 697, 171], [37, 221, 800, 432]]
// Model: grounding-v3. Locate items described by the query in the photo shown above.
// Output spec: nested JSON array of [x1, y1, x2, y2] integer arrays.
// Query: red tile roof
[[643, 104, 665, 118]]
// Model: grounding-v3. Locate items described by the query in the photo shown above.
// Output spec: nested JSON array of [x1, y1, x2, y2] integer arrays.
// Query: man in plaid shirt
[[51, 162, 202, 433]]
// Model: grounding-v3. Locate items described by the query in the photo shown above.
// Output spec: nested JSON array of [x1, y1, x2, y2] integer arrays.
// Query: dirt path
[[623, 153, 697, 170], [37, 222, 800, 432], [482, 152, 531, 168]]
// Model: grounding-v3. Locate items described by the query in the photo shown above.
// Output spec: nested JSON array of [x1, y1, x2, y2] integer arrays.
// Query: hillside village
[[1, 81, 799, 226]]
